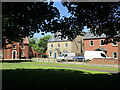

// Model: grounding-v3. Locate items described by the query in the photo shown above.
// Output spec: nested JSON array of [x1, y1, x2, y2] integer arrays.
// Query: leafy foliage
[[2, 2, 120, 46], [29, 35, 51, 53], [62, 2, 120, 42], [2, 2, 59, 43]]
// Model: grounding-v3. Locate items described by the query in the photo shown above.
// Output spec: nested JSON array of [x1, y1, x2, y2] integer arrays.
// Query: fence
[[31, 58, 120, 68]]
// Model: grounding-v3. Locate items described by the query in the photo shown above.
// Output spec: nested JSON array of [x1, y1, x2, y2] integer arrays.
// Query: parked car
[[57, 53, 75, 62], [73, 56, 85, 62]]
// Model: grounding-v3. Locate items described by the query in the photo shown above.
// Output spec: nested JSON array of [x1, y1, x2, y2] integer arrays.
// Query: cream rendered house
[[47, 33, 83, 58]]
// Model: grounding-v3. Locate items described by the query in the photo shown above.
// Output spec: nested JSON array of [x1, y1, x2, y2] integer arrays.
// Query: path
[[20, 62, 119, 73]]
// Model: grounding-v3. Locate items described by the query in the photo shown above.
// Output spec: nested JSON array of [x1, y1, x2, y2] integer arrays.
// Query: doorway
[[54, 52, 57, 59], [12, 50, 17, 59]]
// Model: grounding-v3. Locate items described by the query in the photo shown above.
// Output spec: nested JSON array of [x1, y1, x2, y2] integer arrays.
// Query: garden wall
[[88, 58, 120, 65]]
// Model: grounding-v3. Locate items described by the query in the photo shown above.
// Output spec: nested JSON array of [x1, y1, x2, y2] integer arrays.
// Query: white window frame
[[112, 52, 118, 59], [90, 40, 94, 46], [21, 52, 24, 56], [65, 43, 68, 48], [112, 41, 118, 46], [51, 44, 54, 47], [100, 40, 104, 46], [12, 44, 16, 49], [58, 43, 60, 47]]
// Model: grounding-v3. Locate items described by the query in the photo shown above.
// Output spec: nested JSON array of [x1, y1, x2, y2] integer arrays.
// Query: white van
[[57, 53, 75, 62], [84, 51, 111, 60]]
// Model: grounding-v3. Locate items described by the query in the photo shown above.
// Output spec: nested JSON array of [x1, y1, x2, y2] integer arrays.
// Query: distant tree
[[37, 35, 51, 53], [29, 35, 51, 53], [29, 37, 38, 51], [29, 37, 38, 45]]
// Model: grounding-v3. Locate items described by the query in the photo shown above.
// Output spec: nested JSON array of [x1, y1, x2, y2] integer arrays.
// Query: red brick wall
[[84, 39, 118, 58], [3, 42, 30, 59], [88, 58, 120, 65], [20, 44, 29, 59]]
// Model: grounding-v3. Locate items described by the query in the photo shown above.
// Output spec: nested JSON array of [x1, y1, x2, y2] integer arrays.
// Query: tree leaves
[[62, 2, 120, 42], [2, 2, 120, 46], [2, 2, 60, 44], [29, 35, 51, 53]]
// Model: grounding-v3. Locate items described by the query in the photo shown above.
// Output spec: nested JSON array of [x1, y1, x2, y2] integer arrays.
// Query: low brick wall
[[88, 58, 120, 65]]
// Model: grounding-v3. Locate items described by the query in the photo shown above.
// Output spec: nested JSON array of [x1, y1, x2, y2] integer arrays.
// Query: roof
[[83, 32, 107, 40], [84, 31, 120, 40], [48, 32, 70, 42], [23, 37, 29, 44]]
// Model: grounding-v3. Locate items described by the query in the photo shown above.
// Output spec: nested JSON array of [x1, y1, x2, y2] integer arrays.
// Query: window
[[21, 44, 25, 49], [100, 40, 104, 46], [51, 44, 53, 47], [101, 53, 106, 58], [58, 44, 60, 47], [112, 41, 118, 46], [12, 45, 16, 49], [90, 40, 94, 46], [65, 43, 68, 47], [112, 52, 118, 59], [21, 52, 24, 55], [64, 54, 68, 57]]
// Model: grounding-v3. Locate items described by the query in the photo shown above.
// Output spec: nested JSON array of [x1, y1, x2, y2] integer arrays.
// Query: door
[[12, 50, 17, 59], [54, 52, 57, 59]]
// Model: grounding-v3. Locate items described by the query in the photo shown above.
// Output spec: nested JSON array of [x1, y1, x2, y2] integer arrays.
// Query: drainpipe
[[17, 42, 20, 59]]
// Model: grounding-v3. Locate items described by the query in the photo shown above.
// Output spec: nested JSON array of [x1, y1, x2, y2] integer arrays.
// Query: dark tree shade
[[2, 2, 120, 46], [62, 2, 120, 43], [2, 2, 60, 45]]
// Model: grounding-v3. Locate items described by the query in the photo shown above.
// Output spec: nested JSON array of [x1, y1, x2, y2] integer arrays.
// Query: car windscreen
[[101, 53, 106, 58], [64, 54, 68, 57], [59, 54, 64, 57]]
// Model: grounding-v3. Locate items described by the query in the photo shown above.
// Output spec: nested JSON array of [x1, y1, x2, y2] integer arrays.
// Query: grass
[[1, 61, 120, 89], [1, 62, 109, 74], [22, 62, 119, 72]]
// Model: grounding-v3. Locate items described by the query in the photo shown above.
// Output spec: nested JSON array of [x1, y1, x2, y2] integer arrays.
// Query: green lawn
[[1, 62, 109, 74], [1, 62, 119, 89], [22, 62, 119, 72]]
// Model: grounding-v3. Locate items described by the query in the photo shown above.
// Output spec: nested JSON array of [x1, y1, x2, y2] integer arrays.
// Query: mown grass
[[22, 61, 119, 72], [1, 62, 109, 74], [1, 62, 120, 89]]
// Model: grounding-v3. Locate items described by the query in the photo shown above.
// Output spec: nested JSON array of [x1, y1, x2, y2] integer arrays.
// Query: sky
[[33, 2, 70, 39], [33, 1, 89, 39]]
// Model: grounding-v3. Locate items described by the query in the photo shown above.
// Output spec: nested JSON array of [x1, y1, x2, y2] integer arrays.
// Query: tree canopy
[[2, 2, 59, 43], [62, 2, 120, 43], [29, 35, 51, 53], [2, 2, 120, 45]]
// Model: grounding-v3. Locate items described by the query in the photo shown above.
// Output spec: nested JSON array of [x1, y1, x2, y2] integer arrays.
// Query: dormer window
[[12, 45, 16, 49], [112, 41, 118, 46]]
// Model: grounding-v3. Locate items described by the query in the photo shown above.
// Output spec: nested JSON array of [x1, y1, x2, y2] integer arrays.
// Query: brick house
[[47, 32, 83, 58], [1, 37, 43, 59], [83, 32, 120, 59]]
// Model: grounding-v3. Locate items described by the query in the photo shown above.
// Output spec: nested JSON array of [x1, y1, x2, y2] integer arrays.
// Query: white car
[[57, 53, 75, 62]]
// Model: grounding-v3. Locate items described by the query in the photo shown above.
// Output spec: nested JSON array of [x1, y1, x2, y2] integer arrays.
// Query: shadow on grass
[[2, 68, 120, 89]]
